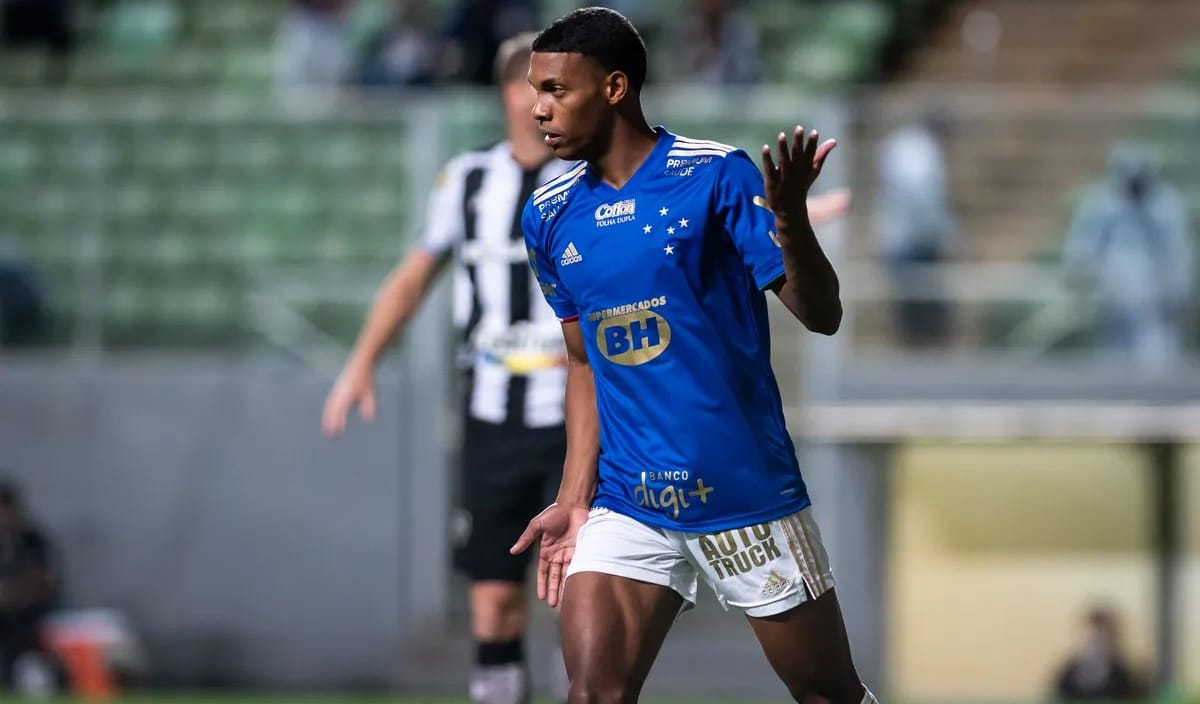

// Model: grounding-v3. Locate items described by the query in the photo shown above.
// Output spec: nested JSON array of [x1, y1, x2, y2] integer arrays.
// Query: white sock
[[469, 663, 529, 704], [861, 686, 880, 704]]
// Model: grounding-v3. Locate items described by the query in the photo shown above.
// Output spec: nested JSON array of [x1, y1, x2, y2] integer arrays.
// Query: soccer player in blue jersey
[[509, 7, 878, 704]]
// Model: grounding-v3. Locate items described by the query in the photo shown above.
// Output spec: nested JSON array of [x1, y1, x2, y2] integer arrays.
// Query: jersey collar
[[583, 125, 675, 196]]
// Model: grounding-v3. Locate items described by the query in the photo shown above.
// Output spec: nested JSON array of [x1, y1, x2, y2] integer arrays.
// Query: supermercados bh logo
[[589, 296, 670, 365], [594, 198, 636, 227]]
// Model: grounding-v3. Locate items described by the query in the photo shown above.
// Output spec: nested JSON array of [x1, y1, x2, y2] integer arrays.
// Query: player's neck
[[591, 117, 658, 190], [509, 127, 551, 171]]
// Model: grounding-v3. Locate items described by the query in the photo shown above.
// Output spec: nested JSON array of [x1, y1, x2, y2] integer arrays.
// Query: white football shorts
[[565, 506, 835, 618]]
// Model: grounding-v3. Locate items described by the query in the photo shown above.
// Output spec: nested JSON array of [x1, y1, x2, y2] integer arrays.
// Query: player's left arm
[[761, 126, 843, 335]]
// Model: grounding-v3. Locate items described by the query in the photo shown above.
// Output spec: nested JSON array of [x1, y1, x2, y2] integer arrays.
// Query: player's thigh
[[747, 588, 862, 702], [562, 509, 696, 696], [684, 508, 860, 700], [560, 572, 682, 697]]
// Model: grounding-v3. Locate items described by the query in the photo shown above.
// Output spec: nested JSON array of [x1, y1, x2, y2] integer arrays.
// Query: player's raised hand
[[511, 502, 591, 608], [761, 126, 838, 220], [321, 362, 377, 437]]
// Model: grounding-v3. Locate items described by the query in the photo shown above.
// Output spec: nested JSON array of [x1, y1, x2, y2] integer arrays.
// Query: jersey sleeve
[[714, 150, 785, 290], [522, 201, 580, 321], [418, 159, 466, 256]]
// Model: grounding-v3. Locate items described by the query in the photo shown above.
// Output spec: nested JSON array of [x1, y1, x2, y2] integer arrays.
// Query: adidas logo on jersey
[[560, 242, 583, 266], [761, 570, 792, 598]]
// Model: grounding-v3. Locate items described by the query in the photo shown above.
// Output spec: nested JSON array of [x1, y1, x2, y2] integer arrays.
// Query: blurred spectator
[[1052, 606, 1143, 701], [874, 106, 957, 348], [441, 0, 537, 85], [274, 0, 355, 107], [666, 0, 760, 85], [0, 480, 59, 691], [0, 0, 76, 84], [356, 0, 438, 88], [0, 240, 46, 348], [1061, 141, 1193, 371]]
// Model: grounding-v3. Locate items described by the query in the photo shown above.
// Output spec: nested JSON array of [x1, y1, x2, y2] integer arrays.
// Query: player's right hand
[[510, 502, 591, 608], [321, 362, 377, 437]]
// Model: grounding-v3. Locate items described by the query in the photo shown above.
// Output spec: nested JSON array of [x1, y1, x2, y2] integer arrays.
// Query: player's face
[[528, 51, 614, 161], [502, 78, 540, 138]]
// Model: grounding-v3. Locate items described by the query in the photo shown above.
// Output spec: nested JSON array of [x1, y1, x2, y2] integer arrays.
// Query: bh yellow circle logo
[[596, 310, 671, 365]]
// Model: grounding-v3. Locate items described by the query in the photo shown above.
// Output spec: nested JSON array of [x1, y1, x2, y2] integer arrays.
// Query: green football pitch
[[3, 698, 1195, 704], [0, 697, 1193, 704], [0, 698, 765, 704], [0, 696, 780, 704], [0, 694, 1192, 704]]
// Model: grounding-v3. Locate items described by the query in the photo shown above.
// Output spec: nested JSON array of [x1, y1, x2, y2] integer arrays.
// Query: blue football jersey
[[522, 126, 810, 532]]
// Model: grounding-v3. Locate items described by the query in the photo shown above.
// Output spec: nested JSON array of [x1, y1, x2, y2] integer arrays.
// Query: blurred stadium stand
[[0, 0, 916, 350]]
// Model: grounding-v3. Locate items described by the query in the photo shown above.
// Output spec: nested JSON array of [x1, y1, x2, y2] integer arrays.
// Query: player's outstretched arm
[[807, 187, 852, 225], [321, 249, 449, 436], [510, 320, 596, 607], [762, 126, 843, 335]]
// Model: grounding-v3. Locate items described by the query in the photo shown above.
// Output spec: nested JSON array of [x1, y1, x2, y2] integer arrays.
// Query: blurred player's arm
[[323, 162, 464, 436], [762, 127, 843, 335], [806, 188, 852, 226], [347, 249, 450, 368], [322, 249, 451, 436]]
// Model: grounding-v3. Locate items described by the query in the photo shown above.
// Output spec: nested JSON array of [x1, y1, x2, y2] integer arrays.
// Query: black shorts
[[452, 417, 566, 583]]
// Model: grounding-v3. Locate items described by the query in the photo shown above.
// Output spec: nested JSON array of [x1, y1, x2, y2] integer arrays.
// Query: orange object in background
[[52, 635, 118, 701], [39, 609, 147, 701]]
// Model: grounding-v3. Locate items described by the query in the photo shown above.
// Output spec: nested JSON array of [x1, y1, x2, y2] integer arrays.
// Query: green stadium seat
[[0, 51, 45, 86], [0, 139, 36, 186], [100, 0, 182, 65], [222, 49, 275, 87]]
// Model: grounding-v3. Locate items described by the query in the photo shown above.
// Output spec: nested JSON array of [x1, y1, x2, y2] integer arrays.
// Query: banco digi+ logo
[[596, 308, 671, 366]]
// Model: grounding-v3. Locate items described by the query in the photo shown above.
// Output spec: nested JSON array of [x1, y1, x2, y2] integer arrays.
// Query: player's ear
[[605, 71, 629, 105]]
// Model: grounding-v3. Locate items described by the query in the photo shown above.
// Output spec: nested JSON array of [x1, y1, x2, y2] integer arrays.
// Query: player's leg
[[468, 580, 531, 704], [561, 509, 698, 703], [560, 572, 681, 703], [683, 509, 877, 703], [747, 589, 873, 703], [454, 418, 546, 704]]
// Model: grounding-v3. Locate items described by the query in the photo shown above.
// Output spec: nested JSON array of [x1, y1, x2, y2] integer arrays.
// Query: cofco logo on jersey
[[594, 199, 636, 227], [596, 308, 671, 365]]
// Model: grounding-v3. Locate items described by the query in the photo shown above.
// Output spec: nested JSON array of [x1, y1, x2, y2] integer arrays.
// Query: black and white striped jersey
[[420, 142, 574, 428]]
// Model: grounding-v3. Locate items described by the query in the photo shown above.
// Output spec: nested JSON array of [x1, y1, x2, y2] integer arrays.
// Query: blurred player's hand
[[762, 126, 838, 222], [510, 502, 591, 608], [807, 187, 853, 225], [321, 362, 377, 436]]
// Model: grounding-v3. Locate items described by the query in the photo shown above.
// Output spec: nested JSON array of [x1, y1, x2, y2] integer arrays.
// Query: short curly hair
[[532, 7, 647, 92]]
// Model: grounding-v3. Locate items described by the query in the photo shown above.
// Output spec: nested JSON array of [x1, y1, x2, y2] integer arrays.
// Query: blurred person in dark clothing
[[356, 0, 439, 88], [875, 106, 957, 348], [0, 242, 46, 347], [1053, 606, 1143, 701], [0, 0, 76, 83], [441, 0, 537, 84], [0, 480, 59, 688], [665, 0, 760, 85], [274, 0, 355, 108], [1062, 141, 1193, 371]]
